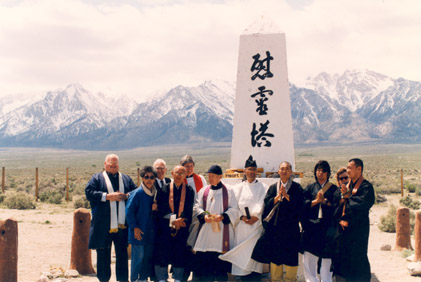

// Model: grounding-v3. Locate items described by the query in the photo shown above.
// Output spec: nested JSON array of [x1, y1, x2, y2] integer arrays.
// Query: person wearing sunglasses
[[301, 160, 340, 282], [336, 168, 349, 187], [126, 166, 158, 282]]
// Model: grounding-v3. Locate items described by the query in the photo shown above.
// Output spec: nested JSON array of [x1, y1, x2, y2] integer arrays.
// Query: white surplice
[[193, 182, 240, 253], [186, 174, 208, 247], [219, 179, 268, 275]]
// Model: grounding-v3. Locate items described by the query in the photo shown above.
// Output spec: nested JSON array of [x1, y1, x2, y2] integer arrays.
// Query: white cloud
[[0, 0, 420, 101]]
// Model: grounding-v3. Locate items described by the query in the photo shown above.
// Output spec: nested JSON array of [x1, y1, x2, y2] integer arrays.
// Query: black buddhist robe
[[301, 181, 341, 258], [332, 178, 375, 281], [251, 181, 304, 267], [153, 182, 195, 268]]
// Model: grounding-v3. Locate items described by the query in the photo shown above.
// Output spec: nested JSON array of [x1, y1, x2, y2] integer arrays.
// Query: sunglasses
[[143, 175, 155, 180], [339, 176, 349, 181]]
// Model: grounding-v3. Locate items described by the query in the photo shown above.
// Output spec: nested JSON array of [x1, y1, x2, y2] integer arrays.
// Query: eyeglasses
[[339, 176, 349, 181], [143, 175, 155, 180]]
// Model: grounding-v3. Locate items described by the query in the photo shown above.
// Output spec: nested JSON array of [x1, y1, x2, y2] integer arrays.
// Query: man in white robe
[[193, 165, 240, 281], [219, 155, 267, 280]]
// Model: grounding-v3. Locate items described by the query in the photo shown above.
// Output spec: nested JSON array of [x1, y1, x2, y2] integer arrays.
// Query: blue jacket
[[85, 172, 137, 249], [126, 185, 156, 245]]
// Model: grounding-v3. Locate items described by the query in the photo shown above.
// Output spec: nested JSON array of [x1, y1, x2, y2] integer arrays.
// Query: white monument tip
[[242, 15, 283, 35]]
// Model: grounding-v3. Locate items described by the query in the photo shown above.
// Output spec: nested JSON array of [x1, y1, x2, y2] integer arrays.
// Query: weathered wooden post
[[66, 167, 70, 202], [137, 167, 140, 187], [0, 218, 18, 282], [1, 167, 5, 193], [401, 169, 404, 197], [395, 207, 413, 251], [35, 167, 39, 201], [414, 211, 421, 261], [69, 208, 95, 274]]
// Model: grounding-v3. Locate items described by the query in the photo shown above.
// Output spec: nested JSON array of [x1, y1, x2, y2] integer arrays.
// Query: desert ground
[[0, 194, 419, 282], [1, 143, 420, 281]]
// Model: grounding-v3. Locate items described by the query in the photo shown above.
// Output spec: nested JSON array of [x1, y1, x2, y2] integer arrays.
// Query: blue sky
[[0, 0, 420, 101]]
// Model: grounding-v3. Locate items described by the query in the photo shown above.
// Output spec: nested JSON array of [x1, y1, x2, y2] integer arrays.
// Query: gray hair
[[105, 154, 119, 162], [153, 159, 167, 168]]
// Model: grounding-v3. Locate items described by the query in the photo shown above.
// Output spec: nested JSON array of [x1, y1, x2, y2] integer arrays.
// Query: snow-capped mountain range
[[0, 69, 419, 149]]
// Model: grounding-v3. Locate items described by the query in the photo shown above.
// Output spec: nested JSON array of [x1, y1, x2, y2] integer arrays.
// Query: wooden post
[[35, 167, 39, 201], [395, 207, 413, 251], [0, 218, 18, 282], [137, 168, 140, 187], [415, 211, 421, 261], [401, 169, 404, 197], [69, 208, 95, 274], [1, 167, 5, 193], [66, 168, 70, 202]]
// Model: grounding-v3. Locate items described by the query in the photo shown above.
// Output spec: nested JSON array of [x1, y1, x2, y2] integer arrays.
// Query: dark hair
[[336, 167, 347, 185], [140, 166, 157, 178], [180, 154, 195, 166], [314, 160, 331, 181], [349, 158, 364, 173]]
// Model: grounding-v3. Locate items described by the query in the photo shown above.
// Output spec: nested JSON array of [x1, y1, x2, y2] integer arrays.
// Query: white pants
[[303, 251, 332, 282]]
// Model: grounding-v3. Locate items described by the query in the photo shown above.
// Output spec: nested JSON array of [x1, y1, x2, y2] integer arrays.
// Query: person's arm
[[125, 191, 140, 229], [85, 174, 105, 204]]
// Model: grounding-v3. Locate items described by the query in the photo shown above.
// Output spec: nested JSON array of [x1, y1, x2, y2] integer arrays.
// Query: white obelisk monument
[[230, 17, 295, 173]]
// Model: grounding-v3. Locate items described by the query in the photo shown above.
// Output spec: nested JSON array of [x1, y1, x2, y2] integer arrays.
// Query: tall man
[[301, 160, 340, 282], [219, 155, 267, 280], [153, 165, 195, 282], [193, 165, 240, 282], [332, 158, 375, 282], [153, 159, 171, 190], [252, 161, 304, 282], [85, 154, 137, 282]]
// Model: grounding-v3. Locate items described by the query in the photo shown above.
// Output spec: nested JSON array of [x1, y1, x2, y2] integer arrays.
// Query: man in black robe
[[85, 154, 137, 282], [301, 160, 340, 282], [332, 158, 375, 282], [153, 165, 195, 282], [252, 161, 303, 282]]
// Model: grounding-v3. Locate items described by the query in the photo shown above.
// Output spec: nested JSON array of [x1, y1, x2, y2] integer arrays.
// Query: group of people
[[85, 154, 375, 282]]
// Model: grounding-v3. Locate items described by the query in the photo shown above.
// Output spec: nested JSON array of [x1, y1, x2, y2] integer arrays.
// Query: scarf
[[102, 171, 126, 233], [169, 181, 186, 218], [185, 173, 204, 192]]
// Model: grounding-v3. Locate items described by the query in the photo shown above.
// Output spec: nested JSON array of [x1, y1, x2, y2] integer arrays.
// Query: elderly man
[[301, 160, 340, 282], [153, 159, 171, 190], [332, 158, 375, 282], [193, 165, 240, 282], [85, 154, 137, 282], [252, 161, 304, 282], [153, 165, 195, 282], [219, 155, 267, 280], [126, 166, 158, 282]]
